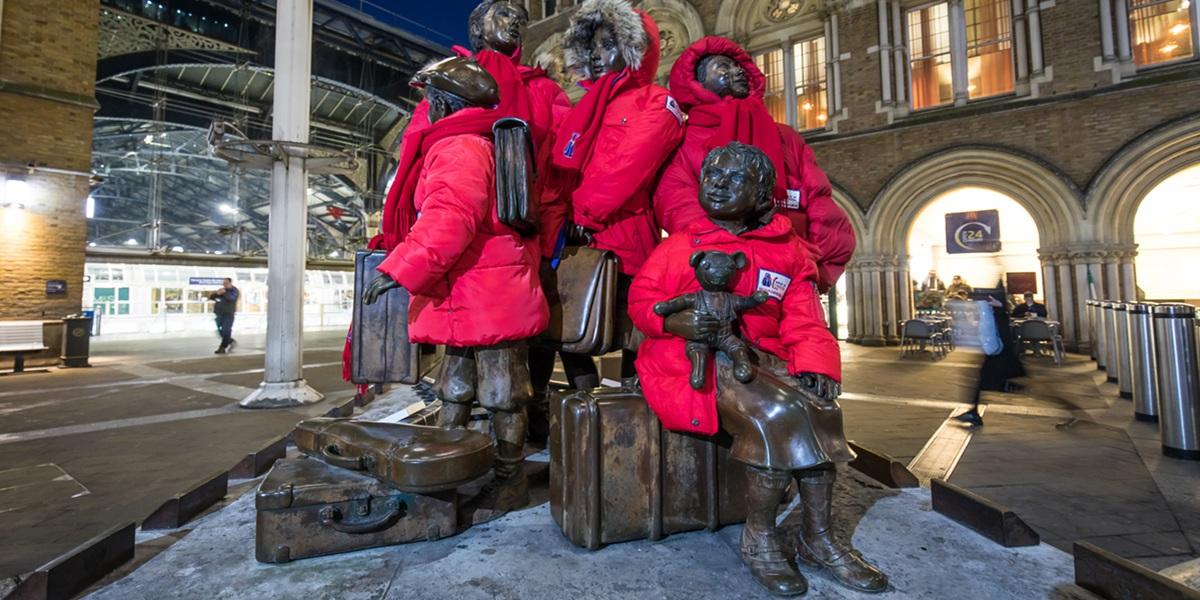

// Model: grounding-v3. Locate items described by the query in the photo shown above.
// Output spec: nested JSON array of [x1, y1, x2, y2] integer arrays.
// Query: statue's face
[[590, 24, 626, 78], [480, 2, 527, 54], [699, 55, 749, 99], [699, 152, 761, 221]]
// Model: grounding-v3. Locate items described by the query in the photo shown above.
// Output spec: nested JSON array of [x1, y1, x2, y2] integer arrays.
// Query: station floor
[[0, 330, 1198, 597]]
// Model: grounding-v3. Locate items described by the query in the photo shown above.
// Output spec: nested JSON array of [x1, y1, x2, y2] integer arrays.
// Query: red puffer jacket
[[377, 133, 549, 347], [653, 36, 855, 292], [552, 9, 684, 276], [629, 214, 841, 435]]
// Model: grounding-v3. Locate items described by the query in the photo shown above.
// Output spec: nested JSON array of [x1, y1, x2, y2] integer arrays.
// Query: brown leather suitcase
[[255, 458, 457, 563], [293, 418, 493, 493], [539, 246, 618, 356], [351, 249, 441, 384], [549, 384, 748, 550]]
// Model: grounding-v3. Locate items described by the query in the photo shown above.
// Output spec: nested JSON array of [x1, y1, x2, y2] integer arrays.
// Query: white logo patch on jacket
[[786, 189, 802, 209], [665, 95, 684, 124], [757, 269, 792, 301]]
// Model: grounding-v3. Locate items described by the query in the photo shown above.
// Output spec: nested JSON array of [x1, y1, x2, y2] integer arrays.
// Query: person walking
[[955, 294, 1025, 427], [209, 278, 239, 354]]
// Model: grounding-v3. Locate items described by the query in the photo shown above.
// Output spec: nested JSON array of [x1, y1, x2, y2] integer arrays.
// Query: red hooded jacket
[[653, 37, 855, 292], [629, 214, 841, 435], [377, 125, 549, 347], [549, 9, 684, 276]]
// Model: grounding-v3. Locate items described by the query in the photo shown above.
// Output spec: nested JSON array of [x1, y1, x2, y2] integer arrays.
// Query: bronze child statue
[[653, 250, 768, 389]]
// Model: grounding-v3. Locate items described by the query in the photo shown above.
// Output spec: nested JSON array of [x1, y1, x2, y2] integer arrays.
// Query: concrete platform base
[[83, 469, 1092, 600], [239, 380, 324, 409]]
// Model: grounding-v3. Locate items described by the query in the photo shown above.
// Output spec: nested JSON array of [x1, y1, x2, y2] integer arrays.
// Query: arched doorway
[[852, 147, 1082, 347], [907, 187, 1043, 307], [1133, 164, 1200, 303]]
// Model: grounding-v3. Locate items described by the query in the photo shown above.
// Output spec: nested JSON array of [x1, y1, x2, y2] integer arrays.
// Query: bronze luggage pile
[[255, 418, 493, 563], [549, 384, 749, 550]]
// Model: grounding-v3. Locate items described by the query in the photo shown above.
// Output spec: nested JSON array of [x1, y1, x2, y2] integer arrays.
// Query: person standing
[[209, 278, 239, 354]]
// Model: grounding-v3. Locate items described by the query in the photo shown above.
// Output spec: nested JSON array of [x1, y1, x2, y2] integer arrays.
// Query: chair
[[1019, 320, 1064, 365], [900, 319, 944, 360]]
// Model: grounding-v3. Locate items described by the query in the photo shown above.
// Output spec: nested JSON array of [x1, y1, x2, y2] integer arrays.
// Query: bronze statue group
[[357, 0, 883, 596]]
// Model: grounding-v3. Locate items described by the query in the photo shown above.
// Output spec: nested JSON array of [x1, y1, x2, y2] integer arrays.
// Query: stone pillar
[[884, 263, 899, 344], [846, 254, 906, 346], [846, 265, 863, 344], [241, 0, 323, 408]]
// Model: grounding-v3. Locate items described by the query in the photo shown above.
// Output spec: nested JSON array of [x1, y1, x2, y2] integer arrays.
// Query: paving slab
[[83, 469, 1086, 600]]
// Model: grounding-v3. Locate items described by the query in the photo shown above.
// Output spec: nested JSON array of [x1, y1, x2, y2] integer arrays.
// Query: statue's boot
[[741, 467, 808, 597], [461, 409, 529, 526], [791, 468, 888, 594]]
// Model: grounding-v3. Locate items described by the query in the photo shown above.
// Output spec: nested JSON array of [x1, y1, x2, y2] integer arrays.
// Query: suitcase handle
[[319, 500, 406, 534], [321, 444, 376, 471]]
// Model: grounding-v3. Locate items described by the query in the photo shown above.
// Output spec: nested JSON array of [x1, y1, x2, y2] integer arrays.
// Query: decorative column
[[1115, 0, 1132, 63], [1119, 248, 1138, 301], [1055, 256, 1078, 350], [890, 1, 907, 105], [949, 0, 969, 105], [241, 0, 323, 408], [1012, 0, 1029, 82], [1025, 0, 1044, 74], [877, 0, 894, 106], [1099, 0, 1116, 61], [884, 262, 899, 344], [847, 265, 863, 344], [845, 254, 906, 346]]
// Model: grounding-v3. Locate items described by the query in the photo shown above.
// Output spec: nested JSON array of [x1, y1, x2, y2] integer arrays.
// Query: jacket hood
[[564, 0, 661, 84], [669, 36, 765, 112]]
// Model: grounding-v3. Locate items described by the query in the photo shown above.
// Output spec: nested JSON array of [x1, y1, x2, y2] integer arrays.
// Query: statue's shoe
[[794, 529, 888, 594], [458, 469, 529, 528], [741, 525, 809, 597]]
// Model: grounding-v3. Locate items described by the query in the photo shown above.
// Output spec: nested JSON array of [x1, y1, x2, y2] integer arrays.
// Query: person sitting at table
[[945, 275, 972, 300], [1010, 292, 1047, 319]]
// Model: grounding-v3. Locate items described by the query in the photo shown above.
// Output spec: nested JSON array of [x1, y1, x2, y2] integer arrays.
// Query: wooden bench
[[0, 321, 49, 373]]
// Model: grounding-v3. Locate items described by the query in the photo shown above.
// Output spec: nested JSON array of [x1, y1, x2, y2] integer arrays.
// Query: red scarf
[[551, 71, 635, 173], [688, 97, 788, 202], [370, 106, 499, 250]]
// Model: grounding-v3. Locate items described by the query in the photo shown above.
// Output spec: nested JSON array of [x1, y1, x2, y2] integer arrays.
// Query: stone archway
[[641, 0, 707, 82], [846, 146, 1085, 347], [1085, 113, 1200, 303]]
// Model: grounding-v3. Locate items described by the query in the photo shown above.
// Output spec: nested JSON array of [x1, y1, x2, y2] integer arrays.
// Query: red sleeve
[[786, 128, 856, 292], [779, 240, 842, 382], [652, 144, 706, 235], [572, 92, 684, 230], [628, 239, 683, 340], [377, 136, 490, 295]]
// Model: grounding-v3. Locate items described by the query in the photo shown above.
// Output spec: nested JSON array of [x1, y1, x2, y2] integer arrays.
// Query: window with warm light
[[1129, 0, 1195, 67], [964, 0, 1015, 98], [793, 37, 828, 131], [754, 48, 788, 125], [908, 3, 954, 109], [907, 0, 1015, 110]]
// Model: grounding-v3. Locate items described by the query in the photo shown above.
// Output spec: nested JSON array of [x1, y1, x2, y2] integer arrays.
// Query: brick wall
[[0, 0, 100, 321]]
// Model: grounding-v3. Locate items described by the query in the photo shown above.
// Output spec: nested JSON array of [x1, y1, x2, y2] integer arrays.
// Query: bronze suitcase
[[351, 249, 440, 384], [255, 458, 456, 563], [293, 418, 493, 493], [549, 385, 748, 550]]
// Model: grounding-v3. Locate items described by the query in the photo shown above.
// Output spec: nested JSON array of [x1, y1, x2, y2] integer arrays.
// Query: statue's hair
[[468, 0, 529, 51], [694, 54, 723, 83], [702, 142, 777, 215]]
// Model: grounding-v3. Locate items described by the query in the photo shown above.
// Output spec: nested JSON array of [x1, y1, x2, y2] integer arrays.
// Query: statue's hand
[[565, 222, 595, 246], [797, 373, 841, 402], [663, 309, 721, 343], [363, 274, 400, 305]]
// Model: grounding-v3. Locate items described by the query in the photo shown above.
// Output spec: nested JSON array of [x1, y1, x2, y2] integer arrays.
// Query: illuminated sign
[[945, 210, 1001, 254]]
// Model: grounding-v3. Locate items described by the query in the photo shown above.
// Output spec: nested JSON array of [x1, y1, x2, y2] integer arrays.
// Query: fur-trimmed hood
[[669, 36, 766, 112], [563, 0, 661, 84]]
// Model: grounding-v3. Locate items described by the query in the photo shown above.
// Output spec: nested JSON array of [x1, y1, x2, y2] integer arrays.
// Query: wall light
[[4, 177, 30, 208], [86, 195, 96, 218]]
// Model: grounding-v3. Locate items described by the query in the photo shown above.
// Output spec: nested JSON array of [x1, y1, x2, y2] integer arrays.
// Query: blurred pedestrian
[[955, 294, 1025, 427], [209, 278, 239, 354]]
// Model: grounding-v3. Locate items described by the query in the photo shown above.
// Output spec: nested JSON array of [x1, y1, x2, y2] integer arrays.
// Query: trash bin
[[1152, 304, 1199, 460], [1100, 301, 1116, 378], [1128, 303, 1158, 422], [1114, 303, 1133, 400], [60, 315, 93, 368]]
